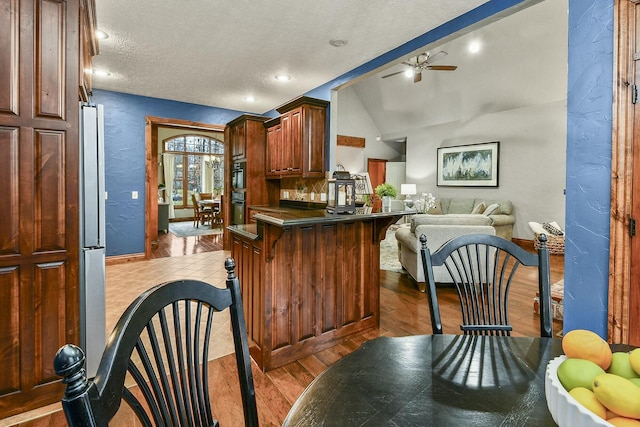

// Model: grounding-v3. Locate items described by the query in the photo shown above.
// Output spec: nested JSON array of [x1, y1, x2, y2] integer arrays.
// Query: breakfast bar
[[227, 207, 406, 370]]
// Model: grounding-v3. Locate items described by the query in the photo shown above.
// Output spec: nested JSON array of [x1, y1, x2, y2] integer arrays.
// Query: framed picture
[[437, 141, 499, 187]]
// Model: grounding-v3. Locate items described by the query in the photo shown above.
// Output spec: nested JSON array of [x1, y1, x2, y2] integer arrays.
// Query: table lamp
[[400, 183, 417, 209]]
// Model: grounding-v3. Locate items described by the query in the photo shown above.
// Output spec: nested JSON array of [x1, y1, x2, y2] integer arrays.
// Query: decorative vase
[[382, 196, 392, 210]]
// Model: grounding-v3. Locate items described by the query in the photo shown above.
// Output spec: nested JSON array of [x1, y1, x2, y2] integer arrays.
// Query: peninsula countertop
[[247, 204, 414, 227]]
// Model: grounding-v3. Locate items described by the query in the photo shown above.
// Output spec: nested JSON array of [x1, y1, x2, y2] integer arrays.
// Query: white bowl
[[545, 355, 612, 426]]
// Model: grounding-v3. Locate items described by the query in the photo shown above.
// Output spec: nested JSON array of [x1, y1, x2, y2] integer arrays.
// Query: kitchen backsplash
[[280, 177, 328, 203]]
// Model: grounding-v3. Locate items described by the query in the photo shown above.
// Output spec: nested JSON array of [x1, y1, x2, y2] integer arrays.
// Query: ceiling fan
[[381, 51, 457, 83]]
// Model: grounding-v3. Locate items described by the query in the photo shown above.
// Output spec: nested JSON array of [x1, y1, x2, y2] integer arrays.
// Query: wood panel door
[[611, 0, 640, 346], [367, 158, 387, 192], [0, 0, 82, 417]]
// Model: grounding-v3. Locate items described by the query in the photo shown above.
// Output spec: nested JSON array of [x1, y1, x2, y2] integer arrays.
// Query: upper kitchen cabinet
[[266, 96, 329, 179], [265, 117, 281, 178], [80, 0, 99, 101]]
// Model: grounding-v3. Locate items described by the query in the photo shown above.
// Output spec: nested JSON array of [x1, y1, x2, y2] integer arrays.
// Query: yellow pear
[[592, 373, 640, 419], [569, 387, 607, 420], [629, 348, 640, 376]]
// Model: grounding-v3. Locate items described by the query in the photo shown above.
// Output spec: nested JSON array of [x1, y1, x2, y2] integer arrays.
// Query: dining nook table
[[198, 198, 221, 227], [282, 334, 633, 427]]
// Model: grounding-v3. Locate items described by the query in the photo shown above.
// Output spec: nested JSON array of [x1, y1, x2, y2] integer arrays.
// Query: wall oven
[[231, 191, 245, 225], [231, 161, 246, 190]]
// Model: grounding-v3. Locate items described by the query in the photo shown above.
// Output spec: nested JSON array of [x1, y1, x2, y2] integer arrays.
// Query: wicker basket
[[534, 232, 564, 255]]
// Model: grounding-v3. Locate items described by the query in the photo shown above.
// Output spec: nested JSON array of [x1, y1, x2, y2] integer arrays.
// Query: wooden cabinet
[[224, 115, 270, 229], [265, 118, 281, 177], [228, 211, 401, 371], [0, 0, 96, 417], [265, 96, 329, 179], [229, 119, 247, 160]]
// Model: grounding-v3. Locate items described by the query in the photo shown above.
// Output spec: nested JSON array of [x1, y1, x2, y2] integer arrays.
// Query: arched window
[[163, 134, 224, 208]]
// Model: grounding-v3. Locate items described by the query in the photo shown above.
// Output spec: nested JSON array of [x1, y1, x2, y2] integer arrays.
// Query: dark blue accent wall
[[564, 0, 613, 336], [91, 89, 245, 256]]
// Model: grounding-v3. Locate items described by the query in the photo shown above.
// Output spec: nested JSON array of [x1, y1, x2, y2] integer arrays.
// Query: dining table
[[282, 334, 633, 427], [198, 199, 220, 226]]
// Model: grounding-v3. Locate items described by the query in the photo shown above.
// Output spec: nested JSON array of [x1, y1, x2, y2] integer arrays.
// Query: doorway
[[144, 116, 225, 258]]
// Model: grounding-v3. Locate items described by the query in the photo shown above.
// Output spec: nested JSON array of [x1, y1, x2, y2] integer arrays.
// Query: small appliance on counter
[[327, 171, 356, 214]]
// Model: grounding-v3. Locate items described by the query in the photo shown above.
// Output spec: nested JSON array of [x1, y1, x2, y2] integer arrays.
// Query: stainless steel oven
[[231, 191, 245, 225], [231, 161, 246, 190]]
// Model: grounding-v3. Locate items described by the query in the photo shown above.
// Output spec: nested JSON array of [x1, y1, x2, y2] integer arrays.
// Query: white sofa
[[395, 224, 496, 291], [410, 198, 515, 240]]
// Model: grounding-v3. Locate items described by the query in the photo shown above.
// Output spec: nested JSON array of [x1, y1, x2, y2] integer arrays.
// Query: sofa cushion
[[446, 198, 475, 214], [410, 213, 492, 232], [471, 201, 486, 214], [483, 203, 500, 216]]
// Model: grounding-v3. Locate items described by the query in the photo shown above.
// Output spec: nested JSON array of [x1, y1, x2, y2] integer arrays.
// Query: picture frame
[[437, 141, 499, 187]]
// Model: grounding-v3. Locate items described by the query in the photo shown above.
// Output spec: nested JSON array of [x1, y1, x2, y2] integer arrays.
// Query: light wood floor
[[3, 232, 563, 427]]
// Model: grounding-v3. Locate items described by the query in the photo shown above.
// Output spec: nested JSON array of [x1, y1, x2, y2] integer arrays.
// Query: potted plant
[[375, 183, 397, 210]]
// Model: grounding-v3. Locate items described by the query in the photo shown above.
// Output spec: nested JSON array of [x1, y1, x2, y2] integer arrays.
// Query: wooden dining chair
[[198, 192, 213, 200], [213, 194, 224, 227], [192, 194, 212, 228], [420, 233, 553, 337], [53, 258, 259, 427]]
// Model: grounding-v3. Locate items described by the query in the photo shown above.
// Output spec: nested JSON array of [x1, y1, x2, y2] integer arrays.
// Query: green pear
[[608, 352, 640, 379]]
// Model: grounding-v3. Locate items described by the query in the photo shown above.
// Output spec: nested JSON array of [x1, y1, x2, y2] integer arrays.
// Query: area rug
[[380, 228, 403, 273], [169, 221, 223, 237]]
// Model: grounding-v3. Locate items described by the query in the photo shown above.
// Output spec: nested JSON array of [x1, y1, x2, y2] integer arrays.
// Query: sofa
[[409, 198, 515, 240], [395, 223, 496, 291]]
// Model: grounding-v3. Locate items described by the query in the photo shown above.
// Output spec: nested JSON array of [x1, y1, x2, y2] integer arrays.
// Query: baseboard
[[106, 253, 146, 266]]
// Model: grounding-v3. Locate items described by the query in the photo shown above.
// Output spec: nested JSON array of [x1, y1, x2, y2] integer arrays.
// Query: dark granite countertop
[[250, 206, 413, 227]]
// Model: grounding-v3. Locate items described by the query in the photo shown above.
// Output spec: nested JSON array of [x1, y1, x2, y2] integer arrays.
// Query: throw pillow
[[483, 203, 500, 216], [542, 222, 564, 236], [471, 201, 486, 215], [426, 199, 442, 214]]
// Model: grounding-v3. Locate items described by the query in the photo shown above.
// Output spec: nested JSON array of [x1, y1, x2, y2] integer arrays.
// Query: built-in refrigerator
[[79, 103, 106, 378]]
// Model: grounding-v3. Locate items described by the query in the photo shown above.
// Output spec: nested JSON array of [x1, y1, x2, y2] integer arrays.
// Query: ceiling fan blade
[[426, 65, 457, 71], [414, 72, 422, 83], [381, 70, 406, 79]]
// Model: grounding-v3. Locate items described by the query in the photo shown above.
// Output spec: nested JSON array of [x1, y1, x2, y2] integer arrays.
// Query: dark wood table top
[[283, 334, 564, 426]]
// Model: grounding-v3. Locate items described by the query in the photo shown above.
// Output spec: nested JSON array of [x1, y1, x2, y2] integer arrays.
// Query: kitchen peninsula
[[228, 206, 407, 371]]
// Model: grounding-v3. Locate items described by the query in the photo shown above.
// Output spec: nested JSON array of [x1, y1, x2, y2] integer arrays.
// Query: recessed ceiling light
[[244, 96, 256, 102], [95, 30, 109, 40], [468, 40, 481, 54], [329, 39, 347, 47], [92, 69, 111, 77], [275, 74, 291, 82]]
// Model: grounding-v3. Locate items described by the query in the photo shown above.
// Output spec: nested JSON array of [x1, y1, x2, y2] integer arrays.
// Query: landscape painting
[[437, 142, 499, 187]]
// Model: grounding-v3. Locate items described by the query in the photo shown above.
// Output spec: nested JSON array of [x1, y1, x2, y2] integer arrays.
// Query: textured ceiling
[[92, 0, 487, 113]]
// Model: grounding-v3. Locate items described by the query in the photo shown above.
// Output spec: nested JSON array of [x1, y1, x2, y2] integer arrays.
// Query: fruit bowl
[[545, 356, 612, 427]]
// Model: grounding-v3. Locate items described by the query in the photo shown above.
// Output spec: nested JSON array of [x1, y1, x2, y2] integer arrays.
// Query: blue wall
[[564, 0, 614, 336], [91, 90, 245, 256], [96, 0, 615, 335]]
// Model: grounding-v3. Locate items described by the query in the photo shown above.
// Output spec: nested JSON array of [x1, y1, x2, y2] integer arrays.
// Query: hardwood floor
[[151, 221, 224, 258], [4, 232, 563, 427]]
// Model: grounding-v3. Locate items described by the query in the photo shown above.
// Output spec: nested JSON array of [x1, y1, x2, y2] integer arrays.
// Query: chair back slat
[[420, 233, 553, 338], [54, 258, 259, 427]]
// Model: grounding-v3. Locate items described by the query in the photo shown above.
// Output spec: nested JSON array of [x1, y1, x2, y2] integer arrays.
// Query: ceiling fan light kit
[[381, 50, 457, 83]]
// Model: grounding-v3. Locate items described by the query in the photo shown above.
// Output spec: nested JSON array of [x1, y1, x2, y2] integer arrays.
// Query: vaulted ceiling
[[347, 0, 567, 136], [93, 0, 489, 113]]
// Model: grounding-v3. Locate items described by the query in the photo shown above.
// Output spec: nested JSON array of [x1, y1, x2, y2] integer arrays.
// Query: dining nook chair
[[53, 258, 259, 427], [192, 193, 212, 228], [420, 232, 553, 337]]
